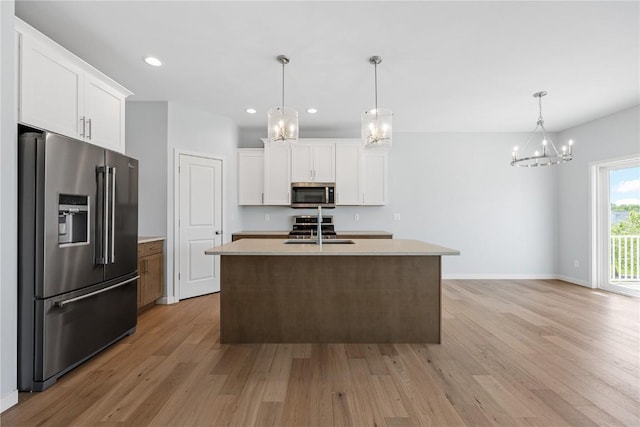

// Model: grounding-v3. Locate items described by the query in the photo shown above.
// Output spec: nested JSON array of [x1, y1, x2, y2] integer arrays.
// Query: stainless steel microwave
[[291, 182, 336, 208]]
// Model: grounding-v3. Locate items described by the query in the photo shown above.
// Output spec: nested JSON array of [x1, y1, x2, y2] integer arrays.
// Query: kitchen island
[[205, 239, 459, 344]]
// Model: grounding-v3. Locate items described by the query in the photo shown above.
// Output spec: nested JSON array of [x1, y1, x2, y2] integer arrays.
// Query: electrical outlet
[[574, 259, 579, 268], [393, 213, 401, 221], [354, 213, 360, 221], [265, 213, 270, 222]]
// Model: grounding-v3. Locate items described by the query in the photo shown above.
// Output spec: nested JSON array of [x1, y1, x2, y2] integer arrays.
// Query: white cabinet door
[[19, 33, 83, 139], [83, 74, 127, 152], [238, 149, 264, 205], [335, 144, 361, 205], [291, 142, 335, 182], [313, 143, 336, 182], [362, 150, 388, 205], [264, 143, 291, 205], [291, 143, 313, 182]]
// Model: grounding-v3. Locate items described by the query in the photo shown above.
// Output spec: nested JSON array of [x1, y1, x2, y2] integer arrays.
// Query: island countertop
[[205, 238, 459, 256], [138, 236, 166, 244]]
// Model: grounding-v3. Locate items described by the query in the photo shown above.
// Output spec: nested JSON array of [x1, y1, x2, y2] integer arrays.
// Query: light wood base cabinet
[[137, 241, 164, 311]]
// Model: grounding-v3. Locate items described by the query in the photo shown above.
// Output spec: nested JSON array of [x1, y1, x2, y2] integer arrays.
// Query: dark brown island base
[[205, 239, 459, 344]]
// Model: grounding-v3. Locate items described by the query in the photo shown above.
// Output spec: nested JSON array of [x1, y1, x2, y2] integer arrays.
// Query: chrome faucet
[[317, 205, 323, 247]]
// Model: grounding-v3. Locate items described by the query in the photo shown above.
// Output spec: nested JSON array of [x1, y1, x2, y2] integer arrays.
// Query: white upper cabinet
[[291, 141, 335, 182], [263, 141, 291, 205], [83, 74, 128, 152], [291, 143, 313, 181], [313, 143, 336, 182], [237, 138, 387, 206], [237, 149, 264, 205], [335, 142, 362, 205], [19, 32, 84, 139], [362, 150, 388, 205], [16, 19, 132, 153]]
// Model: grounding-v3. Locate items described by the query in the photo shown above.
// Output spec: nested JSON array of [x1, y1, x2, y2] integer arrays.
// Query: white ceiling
[[15, 1, 640, 133]]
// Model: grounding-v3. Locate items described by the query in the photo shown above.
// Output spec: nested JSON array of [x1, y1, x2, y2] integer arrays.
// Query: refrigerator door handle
[[111, 167, 116, 263], [95, 166, 108, 264], [55, 275, 140, 308], [102, 166, 110, 264]]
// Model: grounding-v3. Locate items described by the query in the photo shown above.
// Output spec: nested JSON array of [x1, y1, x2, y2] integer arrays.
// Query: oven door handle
[[55, 276, 139, 308]]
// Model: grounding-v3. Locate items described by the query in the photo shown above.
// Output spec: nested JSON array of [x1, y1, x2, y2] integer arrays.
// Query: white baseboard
[[442, 274, 595, 289], [554, 275, 592, 288], [1, 390, 18, 413], [156, 296, 178, 305], [443, 274, 557, 280]]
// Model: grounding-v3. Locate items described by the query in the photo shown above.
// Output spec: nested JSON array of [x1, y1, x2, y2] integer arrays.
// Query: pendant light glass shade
[[511, 91, 574, 167], [268, 106, 298, 143], [268, 55, 298, 144], [362, 56, 392, 150], [362, 107, 393, 148]]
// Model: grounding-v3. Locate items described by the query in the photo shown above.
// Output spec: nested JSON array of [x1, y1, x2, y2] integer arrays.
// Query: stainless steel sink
[[283, 239, 355, 245]]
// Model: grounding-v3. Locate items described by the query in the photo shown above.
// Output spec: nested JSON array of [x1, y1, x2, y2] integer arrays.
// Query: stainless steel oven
[[290, 182, 335, 208]]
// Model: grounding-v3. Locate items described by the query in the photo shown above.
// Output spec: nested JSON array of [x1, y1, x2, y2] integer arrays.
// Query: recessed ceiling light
[[246, 108, 257, 114], [307, 108, 318, 114], [144, 56, 162, 67]]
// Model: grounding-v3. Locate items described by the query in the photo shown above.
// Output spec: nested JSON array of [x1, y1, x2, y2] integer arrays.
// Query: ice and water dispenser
[[58, 194, 89, 245]]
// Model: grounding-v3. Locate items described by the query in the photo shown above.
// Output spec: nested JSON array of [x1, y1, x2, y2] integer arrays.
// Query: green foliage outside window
[[610, 207, 640, 280]]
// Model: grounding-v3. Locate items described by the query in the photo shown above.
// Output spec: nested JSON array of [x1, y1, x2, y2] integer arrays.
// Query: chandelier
[[511, 91, 574, 167], [362, 56, 392, 149], [267, 55, 298, 144]]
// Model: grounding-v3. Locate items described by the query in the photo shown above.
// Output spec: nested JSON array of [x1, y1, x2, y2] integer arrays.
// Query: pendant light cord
[[374, 61, 378, 113], [281, 61, 285, 111], [538, 94, 543, 124]]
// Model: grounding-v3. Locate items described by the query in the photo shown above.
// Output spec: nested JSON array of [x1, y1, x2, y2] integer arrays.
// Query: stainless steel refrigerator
[[18, 129, 139, 391]]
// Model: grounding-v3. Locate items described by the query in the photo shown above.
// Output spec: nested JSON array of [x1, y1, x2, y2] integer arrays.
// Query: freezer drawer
[[32, 277, 137, 391]]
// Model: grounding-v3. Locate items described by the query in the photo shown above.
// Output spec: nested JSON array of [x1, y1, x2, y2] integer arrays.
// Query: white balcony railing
[[610, 235, 640, 282]]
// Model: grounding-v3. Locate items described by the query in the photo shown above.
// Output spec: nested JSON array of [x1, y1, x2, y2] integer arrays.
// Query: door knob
[[215, 231, 221, 235]]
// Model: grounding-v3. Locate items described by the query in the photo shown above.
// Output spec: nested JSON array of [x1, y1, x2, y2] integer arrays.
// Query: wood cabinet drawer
[[138, 241, 163, 257]]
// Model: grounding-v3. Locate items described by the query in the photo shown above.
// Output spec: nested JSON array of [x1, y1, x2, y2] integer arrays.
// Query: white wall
[[0, 0, 18, 412], [239, 126, 358, 148], [126, 101, 242, 303], [556, 105, 640, 285], [125, 101, 169, 236], [242, 132, 560, 277], [165, 102, 241, 302]]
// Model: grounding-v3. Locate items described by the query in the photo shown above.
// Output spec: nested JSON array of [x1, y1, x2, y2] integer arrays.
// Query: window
[[593, 157, 640, 297]]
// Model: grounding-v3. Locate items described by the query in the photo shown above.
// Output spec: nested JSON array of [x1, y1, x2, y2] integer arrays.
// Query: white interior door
[[178, 154, 222, 299]]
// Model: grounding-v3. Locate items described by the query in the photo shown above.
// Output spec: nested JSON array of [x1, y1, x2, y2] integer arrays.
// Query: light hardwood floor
[[2, 279, 639, 426]]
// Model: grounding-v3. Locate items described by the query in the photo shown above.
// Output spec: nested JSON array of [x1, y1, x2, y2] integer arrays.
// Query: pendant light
[[267, 55, 298, 144], [511, 91, 574, 167], [362, 56, 393, 150]]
